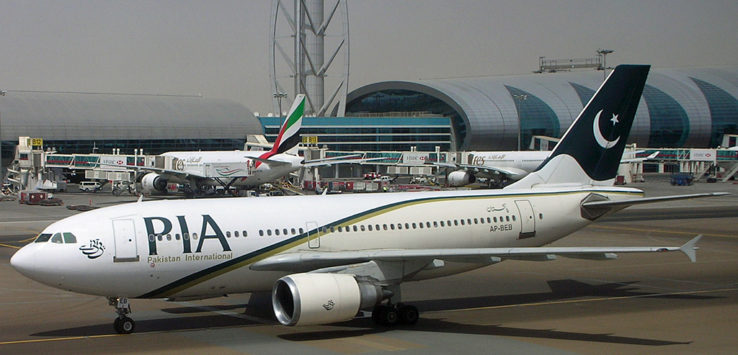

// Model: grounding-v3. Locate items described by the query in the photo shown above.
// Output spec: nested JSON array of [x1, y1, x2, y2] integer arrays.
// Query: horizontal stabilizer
[[581, 192, 729, 220]]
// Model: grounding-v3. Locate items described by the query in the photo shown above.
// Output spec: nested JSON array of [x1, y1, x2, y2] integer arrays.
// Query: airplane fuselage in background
[[159, 150, 303, 187], [16, 185, 642, 299]]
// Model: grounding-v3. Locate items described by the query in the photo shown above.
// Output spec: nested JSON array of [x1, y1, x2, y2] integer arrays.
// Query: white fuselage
[[12, 186, 643, 300], [160, 151, 304, 187]]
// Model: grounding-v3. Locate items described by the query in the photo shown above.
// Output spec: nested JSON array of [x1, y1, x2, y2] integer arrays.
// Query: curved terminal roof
[[0, 91, 260, 141], [346, 67, 738, 150]]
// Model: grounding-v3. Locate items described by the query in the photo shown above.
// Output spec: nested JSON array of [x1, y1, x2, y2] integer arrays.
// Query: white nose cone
[[10, 245, 35, 277]]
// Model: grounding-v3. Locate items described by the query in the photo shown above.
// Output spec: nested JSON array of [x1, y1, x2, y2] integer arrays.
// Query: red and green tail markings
[[257, 95, 305, 164]]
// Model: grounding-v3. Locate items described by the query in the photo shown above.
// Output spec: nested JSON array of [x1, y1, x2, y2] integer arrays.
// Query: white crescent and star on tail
[[593, 109, 621, 149]]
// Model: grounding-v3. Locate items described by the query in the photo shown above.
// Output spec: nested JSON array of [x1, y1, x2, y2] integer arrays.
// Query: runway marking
[[0, 243, 20, 250], [0, 334, 123, 346], [428, 287, 738, 314], [589, 224, 737, 239]]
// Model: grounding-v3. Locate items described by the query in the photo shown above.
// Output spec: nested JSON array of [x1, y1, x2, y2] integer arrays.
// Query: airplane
[[132, 95, 367, 196], [439, 149, 660, 187], [11, 65, 729, 335]]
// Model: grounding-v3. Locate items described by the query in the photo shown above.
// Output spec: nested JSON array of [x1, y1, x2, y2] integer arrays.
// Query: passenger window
[[493, 217, 498, 223], [226, 231, 231, 238], [353, 225, 358, 232], [291, 228, 296, 234], [243, 231, 248, 237], [467, 219, 472, 225], [283, 228, 288, 235], [267, 230, 272, 236], [299, 228, 304, 234], [157, 235, 163, 241], [512, 215, 516, 221], [176, 234, 181, 240], [390, 224, 395, 230], [360, 225, 366, 231], [275, 229, 280, 236], [63, 232, 77, 244], [418, 222, 423, 229], [192, 233, 198, 240], [454, 220, 459, 226], [397, 224, 402, 230], [234, 231, 239, 237], [367, 225, 373, 231], [426, 222, 431, 228], [166, 234, 172, 241], [34, 233, 52, 243], [183, 233, 189, 240], [440, 221, 445, 227], [433, 221, 438, 228], [259, 230, 264, 237], [474, 218, 478, 224], [460, 220, 465, 226], [487, 217, 491, 223], [405, 223, 410, 229], [506, 216, 510, 222], [539, 213, 543, 220], [383, 224, 388, 231], [338, 226, 343, 232], [149, 234, 156, 242]]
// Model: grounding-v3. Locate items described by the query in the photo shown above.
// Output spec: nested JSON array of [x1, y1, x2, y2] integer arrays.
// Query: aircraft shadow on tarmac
[[32, 279, 716, 346]]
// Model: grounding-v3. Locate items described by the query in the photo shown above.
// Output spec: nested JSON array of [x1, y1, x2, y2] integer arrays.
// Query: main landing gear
[[108, 297, 135, 334], [372, 303, 419, 326]]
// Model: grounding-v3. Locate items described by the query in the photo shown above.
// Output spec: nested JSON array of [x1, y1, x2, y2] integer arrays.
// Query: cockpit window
[[51, 233, 63, 244], [63, 232, 77, 244], [34, 233, 52, 243]]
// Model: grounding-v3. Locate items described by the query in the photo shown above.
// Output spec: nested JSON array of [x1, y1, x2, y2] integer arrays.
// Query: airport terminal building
[[345, 67, 738, 151], [0, 91, 261, 167]]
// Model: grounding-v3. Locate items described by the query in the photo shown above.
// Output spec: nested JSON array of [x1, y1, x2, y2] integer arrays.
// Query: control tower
[[270, 0, 349, 116]]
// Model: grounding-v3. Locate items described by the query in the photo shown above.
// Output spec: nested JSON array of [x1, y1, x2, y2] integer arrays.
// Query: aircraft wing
[[250, 235, 701, 273], [250, 156, 293, 167]]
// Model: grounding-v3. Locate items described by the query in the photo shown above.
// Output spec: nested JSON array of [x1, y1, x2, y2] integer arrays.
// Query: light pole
[[597, 48, 614, 81], [513, 94, 528, 151], [273, 92, 288, 116]]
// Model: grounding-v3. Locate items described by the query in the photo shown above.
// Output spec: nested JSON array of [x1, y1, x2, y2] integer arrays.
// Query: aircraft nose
[[10, 245, 36, 277]]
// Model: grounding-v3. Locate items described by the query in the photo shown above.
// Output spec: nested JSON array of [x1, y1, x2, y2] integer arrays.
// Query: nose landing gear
[[108, 296, 135, 334]]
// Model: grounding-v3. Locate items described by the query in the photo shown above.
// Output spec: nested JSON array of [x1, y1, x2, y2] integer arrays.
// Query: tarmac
[[1, 177, 737, 354]]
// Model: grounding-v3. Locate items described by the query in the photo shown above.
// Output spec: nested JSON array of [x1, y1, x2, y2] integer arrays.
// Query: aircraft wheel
[[373, 305, 399, 326], [398, 304, 419, 325], [114, 316, 135, 334]]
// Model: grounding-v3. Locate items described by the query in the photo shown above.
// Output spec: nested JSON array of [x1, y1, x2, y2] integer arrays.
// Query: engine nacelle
[[272, 273, 383, 326], [141, 173, 168, 193], [447, 170, 476, 186]]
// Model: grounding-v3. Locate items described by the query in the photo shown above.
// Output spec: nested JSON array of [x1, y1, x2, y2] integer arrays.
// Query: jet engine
[[447, 170, 476, 187], [272, 273, 385, 326], [141, 173, 168, 193]]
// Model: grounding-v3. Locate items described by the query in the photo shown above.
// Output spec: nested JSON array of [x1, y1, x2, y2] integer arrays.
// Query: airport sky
[[1, 0, 736, 115]]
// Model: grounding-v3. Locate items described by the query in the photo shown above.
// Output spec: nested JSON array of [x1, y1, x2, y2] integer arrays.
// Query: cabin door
[[306, 221, 320, 249], [112, 219, 139, 262], [515, 200, 536, 239]]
